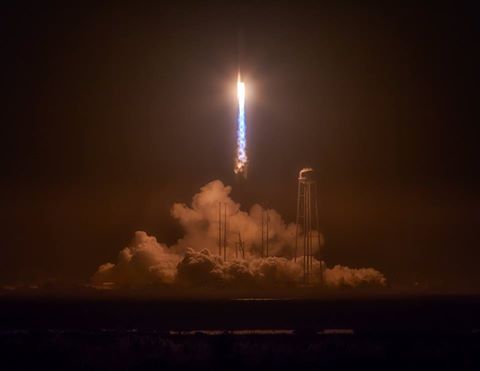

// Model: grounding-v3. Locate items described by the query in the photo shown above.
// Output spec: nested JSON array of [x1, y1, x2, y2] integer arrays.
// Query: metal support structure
[[261, 211, 264, 257], [294, 168, 324, 285], [265, 210, 269, 257], [223, 203, 227, 262], [218, 202, 229, 262], [218, 202, 222, 257], [260, 210, 270, 257], [236, 233, 245, 259]]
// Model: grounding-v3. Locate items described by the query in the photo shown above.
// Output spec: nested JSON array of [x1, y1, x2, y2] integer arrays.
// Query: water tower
[[295, 168, 324, 285]]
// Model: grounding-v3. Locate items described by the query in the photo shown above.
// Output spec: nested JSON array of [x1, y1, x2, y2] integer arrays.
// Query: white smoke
[[92, 180, 386, 289], [169, 180, 298, 258], [92, 231, 180, 286], [325, 265, 387, 287], [176, 248, 303, 288]]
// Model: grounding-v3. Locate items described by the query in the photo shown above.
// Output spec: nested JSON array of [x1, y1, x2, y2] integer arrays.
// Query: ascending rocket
[[234, 72, 247, 176]]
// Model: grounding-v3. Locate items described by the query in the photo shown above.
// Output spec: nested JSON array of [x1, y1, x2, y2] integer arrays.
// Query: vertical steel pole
[[315, 182, 322, 285], [218, 202, 221, 257], [266, 211, 269, 257], [295, 181, 301, 262], [223, 203, 227, 262]]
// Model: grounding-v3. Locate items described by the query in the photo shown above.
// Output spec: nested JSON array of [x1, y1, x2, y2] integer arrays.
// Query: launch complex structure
[[294, 168, 324, 285], [217, 202, 268, 261], [229, 75, 323, 284], [218, 168, 324, 285], [218, 202, 246, 261]]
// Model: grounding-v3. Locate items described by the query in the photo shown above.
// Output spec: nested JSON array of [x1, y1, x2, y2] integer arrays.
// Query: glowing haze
[[234, 74, 247, 176]]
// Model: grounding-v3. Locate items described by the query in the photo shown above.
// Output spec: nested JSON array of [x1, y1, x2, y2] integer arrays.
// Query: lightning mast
[[218, 202, 229, 261]]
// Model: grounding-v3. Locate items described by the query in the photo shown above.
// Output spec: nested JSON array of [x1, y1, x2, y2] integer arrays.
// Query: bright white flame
[[234, 75, 247, 175], [237, 81, 245, 107]]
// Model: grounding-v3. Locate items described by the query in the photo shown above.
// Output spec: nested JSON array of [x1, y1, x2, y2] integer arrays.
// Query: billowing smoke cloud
[[325, 265, 386, 288], [176, 249, 303, 288], [92, 232, 180, 286], [169, 180, 298, 258], [92, 180, 386, 289]]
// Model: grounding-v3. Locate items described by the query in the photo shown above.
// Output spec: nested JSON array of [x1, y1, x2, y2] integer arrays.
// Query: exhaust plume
[[92, 180, 386, 289], [234, 74, 247, 176]]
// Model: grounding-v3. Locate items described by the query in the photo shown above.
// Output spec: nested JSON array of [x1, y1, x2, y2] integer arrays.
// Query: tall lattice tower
[[295, 168, 324, 285]]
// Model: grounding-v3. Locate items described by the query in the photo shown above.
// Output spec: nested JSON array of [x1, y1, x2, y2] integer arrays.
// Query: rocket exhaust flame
[[234, 74, 247, 176]]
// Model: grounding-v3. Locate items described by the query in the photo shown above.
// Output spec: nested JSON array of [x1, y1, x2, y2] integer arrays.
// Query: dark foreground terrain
[[1, 293, 480, 370]]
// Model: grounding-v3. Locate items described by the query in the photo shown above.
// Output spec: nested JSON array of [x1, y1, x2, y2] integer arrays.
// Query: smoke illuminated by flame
[[234, 74, 247, 176]]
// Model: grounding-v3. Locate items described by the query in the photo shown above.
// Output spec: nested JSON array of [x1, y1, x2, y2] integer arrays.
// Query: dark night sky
[[1, 2, 478, 288]]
